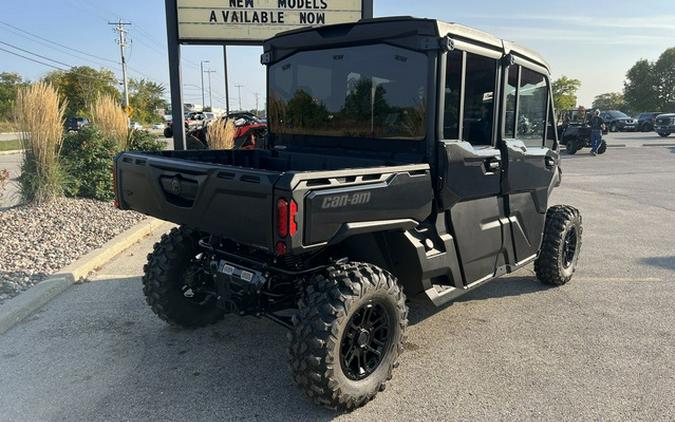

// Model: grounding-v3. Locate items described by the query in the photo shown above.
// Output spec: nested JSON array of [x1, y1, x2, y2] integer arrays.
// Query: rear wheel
[[163, 127, 173, 138], [288, 262, 407, 411], [143, 226, 224, 328], [658, 132, 670, 138], [610, 123, 617, 132], [597, 140, 607, 154], [535, 205, 582, 286], [565, 140, 578, 155]]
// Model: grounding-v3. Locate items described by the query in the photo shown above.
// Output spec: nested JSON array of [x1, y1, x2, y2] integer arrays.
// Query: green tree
[[44, 66, 119, 117], [0, 72, 28, 120], [592, 92, 626, 112], [551, 76, 581, 114], [129, 79, 167, 124], [653, 47, 675, 112], [624, 59, 658, 113]]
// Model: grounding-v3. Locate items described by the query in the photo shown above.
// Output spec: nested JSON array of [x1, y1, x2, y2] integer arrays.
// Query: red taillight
[[275, 241, 287, 256], [277, 198, 289, 237], [289, 199, 298, 237]]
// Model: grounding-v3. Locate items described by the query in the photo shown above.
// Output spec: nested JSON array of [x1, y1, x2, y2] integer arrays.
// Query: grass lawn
[[0, 139, 22, 152], [0, 121, 16, 133]]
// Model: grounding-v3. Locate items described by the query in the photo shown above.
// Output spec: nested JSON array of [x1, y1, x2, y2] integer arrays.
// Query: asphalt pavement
[[0, 151, 21, 209], [0, 133, 673, 421]]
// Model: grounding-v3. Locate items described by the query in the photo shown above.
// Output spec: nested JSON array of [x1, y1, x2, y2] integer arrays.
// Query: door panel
[[502, 140, 556, 261], [439, 141, 505, 284], [449, 197, 504, 283]]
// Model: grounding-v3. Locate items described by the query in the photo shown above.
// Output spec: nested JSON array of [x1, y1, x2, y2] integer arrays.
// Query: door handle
[[485, 158, 501, 171]]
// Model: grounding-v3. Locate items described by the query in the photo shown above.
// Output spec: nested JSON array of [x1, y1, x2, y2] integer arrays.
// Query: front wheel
[[597, 140, 607, 154], [610, 123, 617, 132], [535, 205, 583, 286], [658, 132, 670, 138], [288, 262, 407, 411]]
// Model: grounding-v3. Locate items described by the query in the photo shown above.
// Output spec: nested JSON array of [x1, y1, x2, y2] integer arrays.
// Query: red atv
[[187, 112, 267, 150]]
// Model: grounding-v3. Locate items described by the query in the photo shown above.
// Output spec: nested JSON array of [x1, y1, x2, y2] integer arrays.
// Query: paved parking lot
[[0, 133, 673, 421]]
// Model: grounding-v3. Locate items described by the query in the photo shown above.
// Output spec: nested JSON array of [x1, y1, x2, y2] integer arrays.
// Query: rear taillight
[[277, 198, 298, 238], [277, 198, 289, 238], [289, 199, 298, 237]]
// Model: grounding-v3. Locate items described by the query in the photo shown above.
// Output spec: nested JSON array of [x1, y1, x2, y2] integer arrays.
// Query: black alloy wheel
[[340, 300, 393, 381]]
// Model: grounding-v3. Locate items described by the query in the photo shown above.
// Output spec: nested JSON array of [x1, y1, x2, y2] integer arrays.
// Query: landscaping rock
[[0, 198, 145, 305]]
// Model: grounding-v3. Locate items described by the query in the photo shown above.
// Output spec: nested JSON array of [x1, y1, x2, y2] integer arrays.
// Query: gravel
[[0, 198, 145, 305]]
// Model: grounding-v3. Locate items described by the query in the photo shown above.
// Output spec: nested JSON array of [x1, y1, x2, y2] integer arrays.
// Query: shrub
[[61, 126, 117, 201], [90, 94, 128, 150], [207, 119, 236, 150], [127, 129, 165, 152], [15, 82, 67, 203]]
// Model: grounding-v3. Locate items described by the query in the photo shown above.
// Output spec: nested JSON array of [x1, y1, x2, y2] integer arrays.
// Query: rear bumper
[[654, 125, 675, 132]]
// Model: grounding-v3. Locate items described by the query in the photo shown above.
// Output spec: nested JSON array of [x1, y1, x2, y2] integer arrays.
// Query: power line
[[0, 40, 72, 68], [0, 20, 119, 65], [0, 46, 66, 70]]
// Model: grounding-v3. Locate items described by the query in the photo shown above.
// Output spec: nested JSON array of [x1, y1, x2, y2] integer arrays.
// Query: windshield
[[268, 44, 428, 141], [609, 111, 628, 118]]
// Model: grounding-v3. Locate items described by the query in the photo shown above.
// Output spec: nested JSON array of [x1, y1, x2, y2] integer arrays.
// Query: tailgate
[[115, 153, 279, 251]]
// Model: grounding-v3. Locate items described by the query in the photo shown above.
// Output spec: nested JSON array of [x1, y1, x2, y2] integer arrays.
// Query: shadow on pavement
[[640, 256, 675, 271], [408, 276, 551, 325]]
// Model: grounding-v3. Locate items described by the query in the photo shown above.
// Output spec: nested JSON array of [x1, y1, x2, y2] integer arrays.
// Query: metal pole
[[205, 69, 215, 109], [235, 84, 244, 111], [223, 45, 230, 115], [109, 20, 131, 119], [362, 0, 373, 19], [164, 0, 185, 150], [200, 60, 205, 109]]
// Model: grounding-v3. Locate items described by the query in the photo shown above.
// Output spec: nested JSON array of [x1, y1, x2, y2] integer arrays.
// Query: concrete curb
[[0, 217, 172, 335], [0, 149, 24, 156]]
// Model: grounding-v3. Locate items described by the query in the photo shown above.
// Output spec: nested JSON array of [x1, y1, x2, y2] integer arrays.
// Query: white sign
[[176, 0, 364, 43]]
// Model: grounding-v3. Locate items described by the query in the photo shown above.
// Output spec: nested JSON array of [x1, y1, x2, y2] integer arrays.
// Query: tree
[[551, 76, 581, 114], [592, 92, 626, 112], [129, 79, 167, 124], [0, 72, 28, 121], [653, 47, 675, 112], [624, 59, 658, 113], [44, 66, 119, 117]]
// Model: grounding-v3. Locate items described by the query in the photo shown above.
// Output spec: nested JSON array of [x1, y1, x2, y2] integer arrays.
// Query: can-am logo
[[321, 191, 371, 209]]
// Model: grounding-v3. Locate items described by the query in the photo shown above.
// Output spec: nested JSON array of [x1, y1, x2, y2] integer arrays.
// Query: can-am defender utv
[[114, 17, 583, 411]]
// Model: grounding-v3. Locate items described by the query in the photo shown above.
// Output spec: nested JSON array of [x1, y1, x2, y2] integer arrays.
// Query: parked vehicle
[[131, 122, 143, 130], [558, 109, 607, 154], [114, 17, 582, 410], [65, 117, 90, 132], [163, 112, 210, 138], [599, 110, 637, 132], [187, 112, 268, 150], [636, 112, 661, 132], [654, 113, 675, 137]]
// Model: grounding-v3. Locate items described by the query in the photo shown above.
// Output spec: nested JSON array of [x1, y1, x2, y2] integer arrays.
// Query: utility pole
[[200, 60, 209, 110], [254, 92, 260, 116], [109, 20, 132, 113], [235, 84, 244, 111], [204, 69, 216, 110]]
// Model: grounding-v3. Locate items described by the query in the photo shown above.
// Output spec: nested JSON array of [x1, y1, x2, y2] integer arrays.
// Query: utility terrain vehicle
[[558, 109, 607, 154], [114, 17, 583, 410]]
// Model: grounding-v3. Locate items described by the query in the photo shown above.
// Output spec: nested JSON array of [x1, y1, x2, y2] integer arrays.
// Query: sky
[[1, 0, 674, 111]]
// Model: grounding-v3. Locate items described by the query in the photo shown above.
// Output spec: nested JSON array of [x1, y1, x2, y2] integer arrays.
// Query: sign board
[[176, 0, 367, 43]]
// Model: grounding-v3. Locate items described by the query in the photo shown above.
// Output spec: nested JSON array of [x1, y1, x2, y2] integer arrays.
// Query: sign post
[[165, 0, 373, 149]]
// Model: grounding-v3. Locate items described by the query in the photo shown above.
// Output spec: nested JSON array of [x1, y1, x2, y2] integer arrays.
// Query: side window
[[545, 100, 557, 149], [504, 66, 518, 138], [518, 67, 548, 146], [443, 50, 462, 139], [462, 53, 496, 146]]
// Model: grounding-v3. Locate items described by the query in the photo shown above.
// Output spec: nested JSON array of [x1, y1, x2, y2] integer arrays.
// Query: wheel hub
[[340, 301, 392, 380], [562, 226, 578, 269]]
